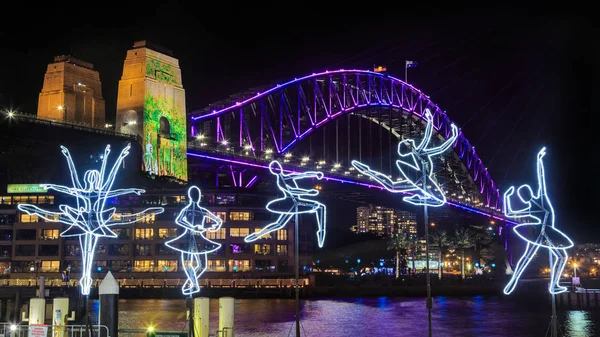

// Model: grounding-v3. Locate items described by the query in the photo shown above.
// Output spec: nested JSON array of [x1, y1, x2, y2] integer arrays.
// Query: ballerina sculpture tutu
[[17, 144, 164, 295], [165, 186, 223, 296], [244, 160, 327, 248], [352, 109, 459, 207], [503, 147, 574, 295]]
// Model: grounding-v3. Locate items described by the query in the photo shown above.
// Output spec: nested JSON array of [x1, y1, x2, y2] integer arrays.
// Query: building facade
[[354, 205, 416, 237], [115, 40, 188, 182], [0, 188, 314, 281], [37, 55, 105, 127]]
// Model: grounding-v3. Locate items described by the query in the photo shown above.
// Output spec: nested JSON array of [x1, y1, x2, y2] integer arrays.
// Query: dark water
[[91, 296, 600, 337]]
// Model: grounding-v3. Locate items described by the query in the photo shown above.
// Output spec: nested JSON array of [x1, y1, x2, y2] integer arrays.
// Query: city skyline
[[1, 6, 599, 336], [1, 5, 598, 243], [353, 204, 417, 237]]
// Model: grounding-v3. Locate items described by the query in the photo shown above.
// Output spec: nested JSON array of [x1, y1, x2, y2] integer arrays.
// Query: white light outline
[[351, 109, 459, 207], [502, 147, 574, 295], [244, 160, 327, 248], [165, 186, 223, 296], [17, 144, 164, 295]]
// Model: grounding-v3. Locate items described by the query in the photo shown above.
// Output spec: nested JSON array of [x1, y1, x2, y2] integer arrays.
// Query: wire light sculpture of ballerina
[[351, 108, 459, 206], [503, 147, 573, 337], [503, 147, 574, 295], [350, 108, 458, 337], [244, 160, 326, 337], [165, 186, 223, 296], [17, 144, 164, 295], [244, 160, 327, 247]]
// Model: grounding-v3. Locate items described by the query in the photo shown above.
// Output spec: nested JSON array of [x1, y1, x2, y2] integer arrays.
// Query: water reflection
[[89, 296, 600, 337], [564, 311, 595, 337]]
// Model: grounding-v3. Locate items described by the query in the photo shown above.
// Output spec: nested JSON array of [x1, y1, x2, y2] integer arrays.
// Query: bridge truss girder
[[189, 70, 501, 215]]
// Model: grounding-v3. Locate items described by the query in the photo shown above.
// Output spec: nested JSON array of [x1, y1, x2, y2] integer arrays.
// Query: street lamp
[[57, 105, 66, 122], [574, 263, 578, 278]]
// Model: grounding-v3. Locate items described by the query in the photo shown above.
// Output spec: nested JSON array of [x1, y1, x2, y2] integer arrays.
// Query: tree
[[410, 236, 418, 274], [387, 231, 411, 279], [454, 226, 476, 279], [430, 230, 451, 280]]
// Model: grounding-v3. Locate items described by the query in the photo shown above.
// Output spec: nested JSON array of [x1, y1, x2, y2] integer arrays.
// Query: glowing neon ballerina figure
[[503, 147, 574, 295], [351, 109, 459, 207], [17, 144, 164, 295], [165, 186, 223, 296], [244, 161, 327, 247]]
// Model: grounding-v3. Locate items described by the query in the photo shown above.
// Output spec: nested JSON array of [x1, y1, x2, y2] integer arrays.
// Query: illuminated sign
[[17, 144, 164, 295], [7, 184, 47, 193], [503, 147, 573, 295]]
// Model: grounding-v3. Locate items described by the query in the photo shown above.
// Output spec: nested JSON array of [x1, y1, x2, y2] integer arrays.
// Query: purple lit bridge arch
[[188, 69, 512, 224]]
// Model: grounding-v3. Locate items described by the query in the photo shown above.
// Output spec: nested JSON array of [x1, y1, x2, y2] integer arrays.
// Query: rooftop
[[53, 55, 94, 70]]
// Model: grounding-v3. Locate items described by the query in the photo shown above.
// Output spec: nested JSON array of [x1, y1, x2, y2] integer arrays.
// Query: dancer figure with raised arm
[[351, 108, 458, 337], [17, 144, 164, 295], [351, 109, 459, 206], [244, 160, 327, 247], [165, 186, 223, 296], [503, 147, 574, 295]]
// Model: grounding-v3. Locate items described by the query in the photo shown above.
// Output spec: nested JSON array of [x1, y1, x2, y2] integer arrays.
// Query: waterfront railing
[[0, 278, 309, 288]]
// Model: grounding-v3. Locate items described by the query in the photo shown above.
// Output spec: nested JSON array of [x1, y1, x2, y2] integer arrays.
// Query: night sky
[[1, 5, 598, 241]]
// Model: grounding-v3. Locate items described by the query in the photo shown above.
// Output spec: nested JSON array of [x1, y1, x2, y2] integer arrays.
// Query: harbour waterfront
[[88, 296, 599, 337]]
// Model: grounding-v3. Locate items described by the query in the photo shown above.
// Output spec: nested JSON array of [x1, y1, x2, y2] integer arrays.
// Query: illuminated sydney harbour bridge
[[186, 69, 512, 224]]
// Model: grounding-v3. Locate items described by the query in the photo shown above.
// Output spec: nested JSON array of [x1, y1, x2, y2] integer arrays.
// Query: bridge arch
[[189, 69, 501, 214]]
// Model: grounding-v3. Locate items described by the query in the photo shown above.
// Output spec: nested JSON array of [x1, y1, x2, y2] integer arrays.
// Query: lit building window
[[135, 228, 154, 240], [230, 211, 251, 221], [137, 214, 155, 224], [157, 260, 178, 272], [229, 259, 251, 272], [277, 244, 288, 256], [112, 213, 129, 221], [41, 229, 59, 240], [207, 211, 227, 224], [208, 259, 226, 272], [37, 196, 54, 204], [277, 229, 287, 241], [253, 228, 272, 239], [41, 261, 60, 272], [229, 228, 250, 237], [19, 214, 38, 223], [254, 244, 271, 255], [206, 228, 226, 240], [12, 196, 38, 204], [133, 260, 154, 272], [157, 228, 178, 239]]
